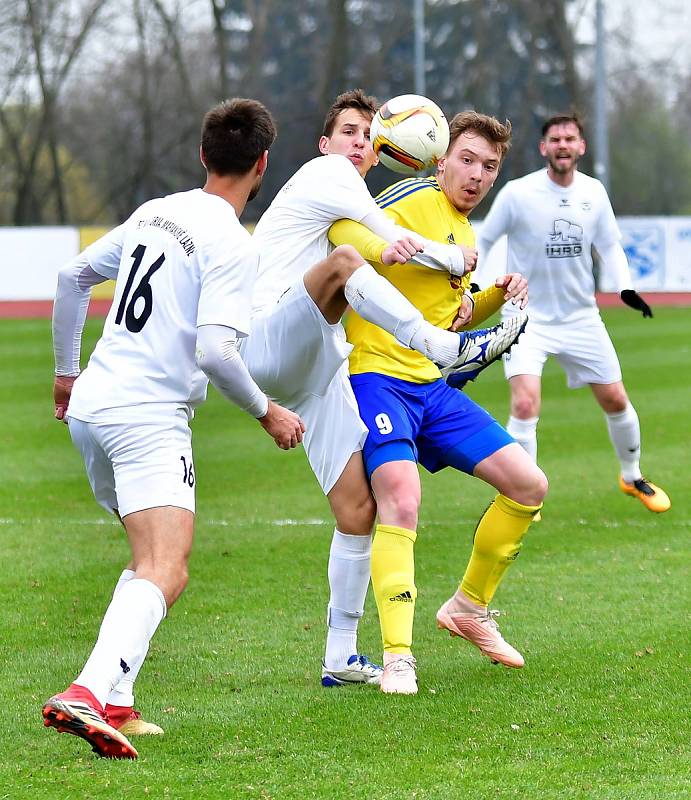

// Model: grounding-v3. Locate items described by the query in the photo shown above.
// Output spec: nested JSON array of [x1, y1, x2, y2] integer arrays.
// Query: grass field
[[0, 309, 689, 799]]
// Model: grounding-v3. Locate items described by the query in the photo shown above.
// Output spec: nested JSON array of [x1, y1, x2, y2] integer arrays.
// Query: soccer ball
[[370, 94, 450, 175]]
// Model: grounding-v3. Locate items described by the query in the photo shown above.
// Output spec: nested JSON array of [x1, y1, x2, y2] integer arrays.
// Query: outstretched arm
[[450, 273, 528, 331], [52, 225, 124, 421], [196, 324, 305, 450], [329, 215, 475, 276], [596, 241, 652, 318]]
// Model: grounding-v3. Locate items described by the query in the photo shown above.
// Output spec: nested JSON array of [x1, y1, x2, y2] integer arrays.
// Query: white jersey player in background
[[242, 89, 525, 688], [44, 99, 304, 760], [475, 113, 670, 514]]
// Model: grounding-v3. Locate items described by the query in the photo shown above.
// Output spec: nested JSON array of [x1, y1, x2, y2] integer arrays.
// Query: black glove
[[620, 289, 653, 318]]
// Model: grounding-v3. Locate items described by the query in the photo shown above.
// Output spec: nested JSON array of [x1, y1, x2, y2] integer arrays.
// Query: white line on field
[[0, 517, 331, 527]]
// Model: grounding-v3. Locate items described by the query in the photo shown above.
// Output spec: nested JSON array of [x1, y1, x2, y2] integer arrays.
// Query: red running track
[[1, 293, 690, 319]]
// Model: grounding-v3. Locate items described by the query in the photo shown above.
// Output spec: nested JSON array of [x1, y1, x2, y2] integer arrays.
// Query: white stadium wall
[[476, 216, 691, 292], [1, 218, 691, 301], [1, 227, 81, 300], [603, 217, 691, 292]]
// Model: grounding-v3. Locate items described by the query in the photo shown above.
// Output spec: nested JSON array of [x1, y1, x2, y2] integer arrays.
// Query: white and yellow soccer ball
[[370, 94, 450, 175]]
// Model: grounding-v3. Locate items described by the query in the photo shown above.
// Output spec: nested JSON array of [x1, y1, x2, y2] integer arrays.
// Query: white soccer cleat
[[443, 313, 528, 389], [436, 597, 524, 668], [321, 654, 383, 687], [380, 652, 418, 695]]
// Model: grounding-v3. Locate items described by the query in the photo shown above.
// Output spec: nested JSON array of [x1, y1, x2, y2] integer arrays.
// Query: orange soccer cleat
[[618, 476, 671, 513]]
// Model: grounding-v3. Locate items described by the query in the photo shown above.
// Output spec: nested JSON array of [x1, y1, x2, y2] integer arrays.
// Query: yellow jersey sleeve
[[464, 285, 505, 328], [344, 178, 474, 383], [329, 219, 387, 265]]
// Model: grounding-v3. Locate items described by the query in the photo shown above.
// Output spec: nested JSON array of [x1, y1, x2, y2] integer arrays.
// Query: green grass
[[0, 310, 689, 799]]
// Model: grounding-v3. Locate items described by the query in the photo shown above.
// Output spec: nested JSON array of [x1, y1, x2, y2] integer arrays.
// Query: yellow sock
[[370, 524, 417, 654], [461, 494, 541, 606]]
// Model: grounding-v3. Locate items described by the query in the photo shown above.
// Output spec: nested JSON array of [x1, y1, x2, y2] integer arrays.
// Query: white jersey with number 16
[[68, 188, 257, 423]]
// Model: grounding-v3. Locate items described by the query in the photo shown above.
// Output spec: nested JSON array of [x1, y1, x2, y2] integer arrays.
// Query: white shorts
[[67, 409, 195, 517], [242, 280, 367, 494], [503, 316, 622, 389]]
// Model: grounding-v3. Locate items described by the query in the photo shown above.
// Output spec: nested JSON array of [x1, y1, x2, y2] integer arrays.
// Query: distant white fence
[[2, 218, 691, 301]]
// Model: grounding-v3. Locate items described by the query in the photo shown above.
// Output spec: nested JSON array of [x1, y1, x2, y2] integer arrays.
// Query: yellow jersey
[[330, 176, 502, 383]]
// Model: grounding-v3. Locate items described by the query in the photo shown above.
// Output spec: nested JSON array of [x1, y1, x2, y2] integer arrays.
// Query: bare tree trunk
[[317, 0, 348, 131], [150, 0, 196, 108], [10, 0, 109, 223], [244, 0, 272, 97], [133, 0, 155, 202], [26, 1, 67, 222], [210, 0, 230, 97]]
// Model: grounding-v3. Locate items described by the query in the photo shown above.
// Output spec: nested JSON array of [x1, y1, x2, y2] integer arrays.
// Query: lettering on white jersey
[[545, 218, 583, 258], [137, 215, 196, 256]]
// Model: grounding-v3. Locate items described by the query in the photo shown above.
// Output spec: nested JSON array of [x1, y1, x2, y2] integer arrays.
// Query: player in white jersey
[[43, 99, 304, 760], [475, 113, 670, 513], [241, 90, 525, 688]]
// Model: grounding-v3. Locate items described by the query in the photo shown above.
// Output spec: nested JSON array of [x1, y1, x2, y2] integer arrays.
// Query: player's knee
[[506, 464, 548, 508], [531, 467, 549, 505], [334, 490, 376, 534], [329, 244, 365, 284], [600, 389, 629, 414], [378, 492, 420, 531], [512, 395, 538, 419]]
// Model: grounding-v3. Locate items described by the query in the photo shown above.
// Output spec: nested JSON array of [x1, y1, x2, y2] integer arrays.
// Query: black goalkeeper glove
[[620, 289, 653, 318]]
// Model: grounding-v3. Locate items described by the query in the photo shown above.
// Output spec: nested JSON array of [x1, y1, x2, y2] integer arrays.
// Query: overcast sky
[[573, 0, 691, 84]]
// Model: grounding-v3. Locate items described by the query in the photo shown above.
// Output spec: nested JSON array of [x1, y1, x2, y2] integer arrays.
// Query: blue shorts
[[350, 373, 514, 479]]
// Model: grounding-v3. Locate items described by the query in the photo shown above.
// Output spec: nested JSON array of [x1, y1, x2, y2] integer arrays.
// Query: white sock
[[324, 530, 372, 671], [605, 403, 642, 483], [75, 578, 167, 709], [507, 415, 539, 462], [107, 568, 137, 706], [343, 264, 460, 365], [113, 568, 135, 597]]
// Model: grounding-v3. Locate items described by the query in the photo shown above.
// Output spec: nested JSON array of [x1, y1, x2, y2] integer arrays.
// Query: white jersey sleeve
[[475, 184, 514, 288], [197, 230, 256, 336], [590, 183, 632, 293], [83, 224, 127, 279], [251, 155, 384, 312]]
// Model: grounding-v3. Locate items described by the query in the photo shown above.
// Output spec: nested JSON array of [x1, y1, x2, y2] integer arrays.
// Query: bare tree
[[5, 0, 110, 223]]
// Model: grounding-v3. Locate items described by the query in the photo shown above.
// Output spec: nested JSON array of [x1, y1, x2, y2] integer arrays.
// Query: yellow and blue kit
[[329, 176, 513, 477]]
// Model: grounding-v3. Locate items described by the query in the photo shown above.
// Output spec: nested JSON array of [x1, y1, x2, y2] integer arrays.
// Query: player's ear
[[578, 137, 586, 156], [256, 150, 269, 177], [436, 155, 446, 176], [318, 135, 330, 155], [199, 145, 207, 169], [538, 139, 547, 158]]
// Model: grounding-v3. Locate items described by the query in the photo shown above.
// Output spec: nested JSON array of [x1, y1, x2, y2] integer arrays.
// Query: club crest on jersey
[[581, 201, 592, 211], [546, 218, 583, 258]]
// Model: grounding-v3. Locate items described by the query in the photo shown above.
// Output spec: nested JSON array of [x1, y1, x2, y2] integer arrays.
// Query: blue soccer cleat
[[442, 313, 528, 390], [321, 654, 383, 687]]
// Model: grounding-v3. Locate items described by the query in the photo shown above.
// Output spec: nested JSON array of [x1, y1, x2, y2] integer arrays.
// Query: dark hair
[[541, 113, 585, 138], [447, 111, 512, 161], [201, 98, 277, 176], [322, 89, 379, 137]]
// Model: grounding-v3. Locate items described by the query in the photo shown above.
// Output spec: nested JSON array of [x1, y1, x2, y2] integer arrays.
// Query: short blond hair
[[447, 111, 512, 161]]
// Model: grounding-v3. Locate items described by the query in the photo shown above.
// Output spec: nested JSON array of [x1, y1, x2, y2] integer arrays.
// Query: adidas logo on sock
[[389, 590, 413, 603]]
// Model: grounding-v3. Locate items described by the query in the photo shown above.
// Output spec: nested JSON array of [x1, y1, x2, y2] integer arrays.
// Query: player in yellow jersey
[[329, 111, 548, 694]]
